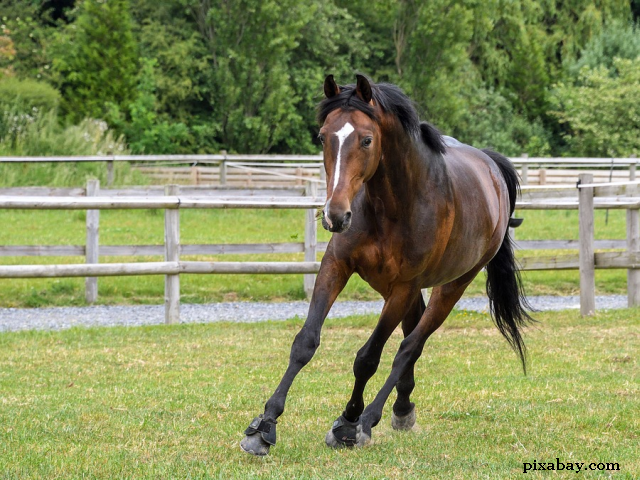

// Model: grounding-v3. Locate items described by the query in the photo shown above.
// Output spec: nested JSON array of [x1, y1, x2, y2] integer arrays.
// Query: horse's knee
[[290, 327, 320, 367], [353, 348, 380, 380]]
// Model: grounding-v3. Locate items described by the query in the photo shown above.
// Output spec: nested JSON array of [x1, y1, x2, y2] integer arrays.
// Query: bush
[[108, 58, 191, 154], [0, 107, 143, 187], [454, 87, 551, 156], [550, 57, 640, 157], [567, 21, 640, 77], [0, 77, 61, 113]]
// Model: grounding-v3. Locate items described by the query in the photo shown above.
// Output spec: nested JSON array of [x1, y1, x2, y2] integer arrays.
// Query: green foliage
[[179, 0, 309, 153], [1, 0, 636, 155], [0, 106, 137, 187], [0, 77, 61, 149], [0, 76, 60, 112], [550, 57, 640, 157], [567, 20, 640, 76], [51, 0, 138, 123], [0, 2, 53, 79], [0, 109, 127, 157], [456, 87, 551, 156], [108, 58, 190, 154]]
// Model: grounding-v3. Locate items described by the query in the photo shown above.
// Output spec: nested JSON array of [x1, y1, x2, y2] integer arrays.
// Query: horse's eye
[[362, 137, 373, 147]]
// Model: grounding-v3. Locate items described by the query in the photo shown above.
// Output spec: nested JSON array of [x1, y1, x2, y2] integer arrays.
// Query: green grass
[[0, 206, 632, 307], [0, 309, 637, 479]]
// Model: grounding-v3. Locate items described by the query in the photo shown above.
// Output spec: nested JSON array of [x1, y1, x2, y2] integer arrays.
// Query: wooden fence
[[1, 154, 637, 187], [0, 176, 638, 322]]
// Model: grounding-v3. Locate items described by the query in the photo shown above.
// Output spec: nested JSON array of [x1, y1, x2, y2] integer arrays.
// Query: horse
[[240, 74, 532, 456]]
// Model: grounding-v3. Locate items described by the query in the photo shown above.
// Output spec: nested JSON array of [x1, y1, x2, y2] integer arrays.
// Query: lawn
[[0, 309, 637, 479], [0, 207, 632, 307]]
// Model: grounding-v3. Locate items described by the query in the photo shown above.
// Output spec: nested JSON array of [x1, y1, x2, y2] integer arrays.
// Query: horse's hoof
[[240, 433, 271, 456], [391, 404, 416, 431], [325, 415, 371, 448], [241, 416, 276, 456]]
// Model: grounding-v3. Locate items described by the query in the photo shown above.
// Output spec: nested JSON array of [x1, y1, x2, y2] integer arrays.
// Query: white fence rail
[[1, 154, 637, 187], [0, 177, 638, 321]]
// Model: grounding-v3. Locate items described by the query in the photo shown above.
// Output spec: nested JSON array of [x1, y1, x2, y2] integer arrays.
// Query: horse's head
[[318, 75, 383, 233]]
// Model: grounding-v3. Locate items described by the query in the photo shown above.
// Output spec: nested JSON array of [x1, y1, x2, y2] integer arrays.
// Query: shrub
[[550, 57, 640, 157], [454, 87, 551, 156], [0, 77, 61, 113]]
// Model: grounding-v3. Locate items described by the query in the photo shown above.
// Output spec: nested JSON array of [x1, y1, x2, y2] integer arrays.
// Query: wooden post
[[627, 176, 639, 307], [190, 166, 200, 185], [165, 185, 180, 324], [106, 160, 114, 187], [630, 154, 637, 181], [304, 182, 318, 298], [85, 179, 99, 304], [578, 173, 595, 316], [220, 151, 227, 185], [539, 168, 547, 185], [520, 154, 528, 185]]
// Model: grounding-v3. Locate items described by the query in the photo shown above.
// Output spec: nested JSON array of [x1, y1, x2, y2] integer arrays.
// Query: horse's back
[[430, 142, 511, 280]]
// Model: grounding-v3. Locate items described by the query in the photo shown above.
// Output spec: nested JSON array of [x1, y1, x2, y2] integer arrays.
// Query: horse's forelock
[[317, 85, 377, 126]]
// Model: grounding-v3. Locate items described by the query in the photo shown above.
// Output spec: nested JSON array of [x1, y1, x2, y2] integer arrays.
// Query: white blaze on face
[[325, 122, 355, 224], [332, 121, 355, 193]]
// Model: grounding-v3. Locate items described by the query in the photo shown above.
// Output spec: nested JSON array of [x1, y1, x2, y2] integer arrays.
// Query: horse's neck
[[364, 136, 431, 220]]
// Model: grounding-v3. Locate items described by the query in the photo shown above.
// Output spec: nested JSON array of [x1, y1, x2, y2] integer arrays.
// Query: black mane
[[317, 80, 446, 155]]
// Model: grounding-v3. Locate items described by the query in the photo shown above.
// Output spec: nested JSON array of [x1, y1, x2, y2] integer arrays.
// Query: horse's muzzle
[[322, 210, 352, 233]]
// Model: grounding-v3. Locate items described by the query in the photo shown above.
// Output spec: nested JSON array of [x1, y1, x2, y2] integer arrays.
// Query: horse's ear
[[324, 75, 340, 98], [355, 74, 373, 104]]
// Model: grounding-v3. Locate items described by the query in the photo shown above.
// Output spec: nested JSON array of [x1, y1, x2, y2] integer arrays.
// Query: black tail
[[482, 149, 534, 373]]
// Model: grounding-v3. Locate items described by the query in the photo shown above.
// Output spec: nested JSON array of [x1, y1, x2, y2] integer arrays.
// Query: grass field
[[0, 207, 632, 308], [0, 309, 637, 479]]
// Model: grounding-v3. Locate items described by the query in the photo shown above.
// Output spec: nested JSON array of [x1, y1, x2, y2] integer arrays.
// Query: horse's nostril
[[344, 211, 352, 223]]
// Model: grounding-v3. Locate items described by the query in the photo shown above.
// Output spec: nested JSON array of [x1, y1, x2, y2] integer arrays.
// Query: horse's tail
[[482, 149, 534, 373]]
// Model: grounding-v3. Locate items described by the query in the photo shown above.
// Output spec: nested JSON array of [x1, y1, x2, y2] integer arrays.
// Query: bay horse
[[241, 75, 532, 456]]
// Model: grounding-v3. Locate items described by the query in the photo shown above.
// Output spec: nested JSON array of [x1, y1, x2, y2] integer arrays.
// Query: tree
[[550, 57, 640, 156], [51, 0, 138, 123]]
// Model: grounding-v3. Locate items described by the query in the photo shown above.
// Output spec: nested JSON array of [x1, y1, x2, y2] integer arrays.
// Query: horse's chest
[[354, 234, 425, 293]]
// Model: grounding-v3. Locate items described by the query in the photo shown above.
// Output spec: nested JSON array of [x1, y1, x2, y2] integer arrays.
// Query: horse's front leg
[[240, 254, 352, 456]]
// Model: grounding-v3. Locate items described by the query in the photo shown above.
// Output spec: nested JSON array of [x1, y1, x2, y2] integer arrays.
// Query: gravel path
[[0, 295, 629, 332]]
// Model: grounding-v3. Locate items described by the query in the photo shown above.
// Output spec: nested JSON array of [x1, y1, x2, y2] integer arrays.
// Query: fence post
[[627, 179, 639, 307], [190, 166, 200, 185], [85, 179, 100, 304], [520, 153, 528, 185], [106, 160, 114, 187], [630, 154, 637, 181], [578, 173, 595, 316], [165, 184, 180, 324], [539, 168, 547, 185], [220, 150, 227, 185], [304, 181, 318, 298]]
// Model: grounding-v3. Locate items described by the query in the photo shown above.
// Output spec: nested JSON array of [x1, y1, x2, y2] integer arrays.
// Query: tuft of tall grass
[[0, 105, 146, 186]]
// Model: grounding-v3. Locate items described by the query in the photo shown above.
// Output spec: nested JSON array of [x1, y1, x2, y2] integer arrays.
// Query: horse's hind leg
[[325, 286, 418, 449], [358, 272, 480, 442], [392, 294, 426, 430]]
